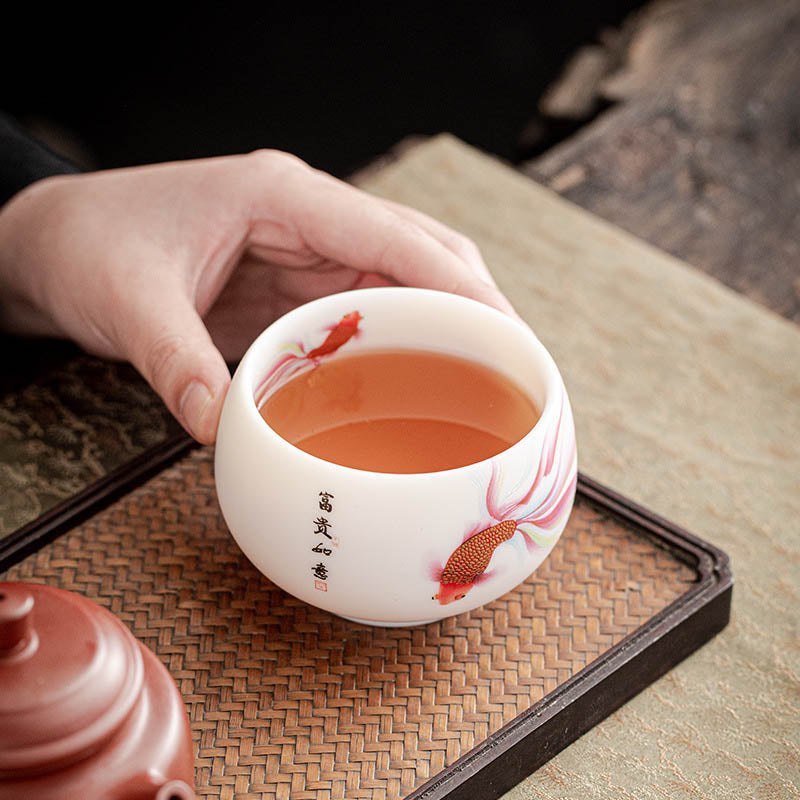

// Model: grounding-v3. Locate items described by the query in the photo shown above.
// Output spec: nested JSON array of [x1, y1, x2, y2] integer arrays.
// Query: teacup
[[214, 287, 577, 626]]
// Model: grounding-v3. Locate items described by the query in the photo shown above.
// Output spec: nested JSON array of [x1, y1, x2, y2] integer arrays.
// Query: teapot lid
[[0, 582, 144, 776]]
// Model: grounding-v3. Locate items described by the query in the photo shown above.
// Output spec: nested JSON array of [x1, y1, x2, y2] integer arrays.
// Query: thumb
[[124, 292, 231, 444]]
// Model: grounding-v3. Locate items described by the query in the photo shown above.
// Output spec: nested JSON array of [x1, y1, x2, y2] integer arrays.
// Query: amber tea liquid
[[259, 349, 539, 473]]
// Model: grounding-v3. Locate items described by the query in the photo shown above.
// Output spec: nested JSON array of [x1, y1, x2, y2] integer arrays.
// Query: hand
[[0, 150, 516, 443]]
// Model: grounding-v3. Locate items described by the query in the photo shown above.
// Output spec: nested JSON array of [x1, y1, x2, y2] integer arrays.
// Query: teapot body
[[0, 582, 194, 800]]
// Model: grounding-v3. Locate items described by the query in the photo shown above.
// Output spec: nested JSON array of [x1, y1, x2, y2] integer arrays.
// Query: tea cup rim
[[228, 287, 564, 480]]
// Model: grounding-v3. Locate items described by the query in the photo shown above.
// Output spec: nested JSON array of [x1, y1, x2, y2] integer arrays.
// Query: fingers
[[242, 152, 518, 317], [377, 198, 520, 319], [377, 198, 491, 281], [122, 282, 231, 444]]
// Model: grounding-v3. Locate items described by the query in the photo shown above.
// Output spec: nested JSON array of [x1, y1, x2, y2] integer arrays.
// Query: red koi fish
[[434, 520, 517, 604], [254, 311, 363, 406], [306, 311, 362, 359], [433, 391, 577, 606]]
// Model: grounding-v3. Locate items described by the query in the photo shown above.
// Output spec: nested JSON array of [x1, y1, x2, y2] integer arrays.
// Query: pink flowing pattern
[[254, 312, 362, 408], [433, 389, 577, 605], [473, 388, 575, 547]]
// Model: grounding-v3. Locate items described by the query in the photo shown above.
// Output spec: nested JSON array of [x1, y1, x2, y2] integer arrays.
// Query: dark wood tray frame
[[0, 433, 732, 800]]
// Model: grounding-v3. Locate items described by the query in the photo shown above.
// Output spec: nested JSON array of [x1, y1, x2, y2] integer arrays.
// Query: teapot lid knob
[[0, 585, 35, 656]]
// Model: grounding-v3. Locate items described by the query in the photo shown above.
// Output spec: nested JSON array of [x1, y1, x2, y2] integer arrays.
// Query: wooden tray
[[0, 441, 731, 800]]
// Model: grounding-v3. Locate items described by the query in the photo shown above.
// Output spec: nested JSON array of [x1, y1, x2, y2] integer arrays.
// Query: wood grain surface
[[356, 135, 799, 800], [524, 0, 800, 324]]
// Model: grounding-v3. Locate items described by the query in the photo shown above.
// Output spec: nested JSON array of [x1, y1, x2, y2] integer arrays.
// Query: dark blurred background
[[5, 4, 643, 176], [1, 3, 646, 396]]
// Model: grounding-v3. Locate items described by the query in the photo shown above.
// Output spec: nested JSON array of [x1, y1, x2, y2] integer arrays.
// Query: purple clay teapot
[[0, 581, 195, 800]]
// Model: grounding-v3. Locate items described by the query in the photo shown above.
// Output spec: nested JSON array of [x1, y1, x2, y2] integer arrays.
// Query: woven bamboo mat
[[4, 447, 697, 800]]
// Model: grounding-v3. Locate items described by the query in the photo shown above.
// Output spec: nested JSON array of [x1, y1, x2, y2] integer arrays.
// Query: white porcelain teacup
[[214, 287, 576, 626]]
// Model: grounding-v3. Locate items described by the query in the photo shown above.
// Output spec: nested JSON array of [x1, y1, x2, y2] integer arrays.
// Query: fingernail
[[180, 380, 213, 441]]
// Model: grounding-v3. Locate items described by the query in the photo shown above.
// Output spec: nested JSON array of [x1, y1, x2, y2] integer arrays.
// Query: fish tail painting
[[433, 391, 577, 605], [255, 311, 362, 406]]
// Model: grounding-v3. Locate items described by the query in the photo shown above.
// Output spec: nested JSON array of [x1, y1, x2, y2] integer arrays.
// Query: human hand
[[0, 150, 516, 443]]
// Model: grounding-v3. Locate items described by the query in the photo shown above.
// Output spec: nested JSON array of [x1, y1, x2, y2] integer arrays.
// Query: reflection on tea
[[259, 348, 539, 473]]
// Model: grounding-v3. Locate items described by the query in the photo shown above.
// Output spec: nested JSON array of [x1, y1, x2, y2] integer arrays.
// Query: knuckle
[[142, 331, 188, 393], [375, 216, 425, 265], [452, 233, 482, 261], [447, 275, 478, 298], [246, 148, 310, 175]]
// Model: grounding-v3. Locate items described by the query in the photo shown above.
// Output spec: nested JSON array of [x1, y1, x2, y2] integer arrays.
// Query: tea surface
[[259, 349, 539, 473]]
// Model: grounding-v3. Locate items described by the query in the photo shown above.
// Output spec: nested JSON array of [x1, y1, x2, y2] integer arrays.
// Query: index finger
[[248, 155, 518, 317]]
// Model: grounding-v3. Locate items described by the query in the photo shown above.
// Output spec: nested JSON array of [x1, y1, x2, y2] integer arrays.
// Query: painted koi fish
[[433, 391, 577, 606], [307, 311, 362, 359], [434, 520, 517, 604], [254, 310, 363, 406]]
